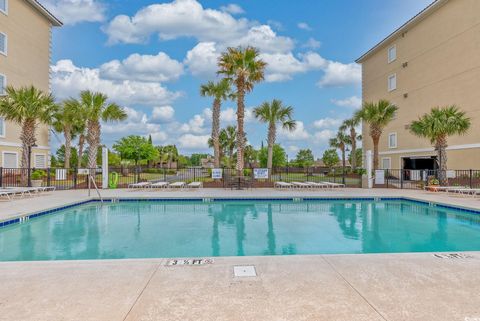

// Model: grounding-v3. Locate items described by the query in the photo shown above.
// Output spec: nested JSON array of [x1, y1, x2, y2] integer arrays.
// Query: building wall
[[361, 0, 480, 170], [0, 0, 52, 167]]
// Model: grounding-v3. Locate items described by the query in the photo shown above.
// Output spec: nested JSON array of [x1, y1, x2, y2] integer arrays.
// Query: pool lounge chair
[[150, 181, 169, 189], [452, 188, 480, 197], [187, 182, 203, 189], [169, 181, 186, 189], [320, 181, 345, 188], [128, 182, 151, 189], [274, 181, 293, 189], [291, 182, 312, 189], [306, 181, 330, 189]]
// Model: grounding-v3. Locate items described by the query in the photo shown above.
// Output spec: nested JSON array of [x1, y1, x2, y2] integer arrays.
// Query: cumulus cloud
[[220, 3, 244, 15], [279, 121, 310, 141], [178, 134, 210, 149], [331, 96, 362, 109], [313, 118, 343, 129], [184, 42, 219, 78], [180, 114, 207, 134], [43, 0, 105, 25], [303, 37, 321, 49], [260, 51, 326, 82], [51, 60, 181, 107], [314, 129, 336, 143], [297, 22, 312, 31], [317, 62, 361, 87], [99, 52, 184, 82], [102, 107, 166, 140], [151, 106, 175, 123]]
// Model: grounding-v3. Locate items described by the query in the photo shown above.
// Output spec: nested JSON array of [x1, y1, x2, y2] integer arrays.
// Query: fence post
[[333, 168, 336, 184], [194, 168, 197, 182], [470, 169, 473, 189], [163, 168, 166, 182], [47, 168, 51, 187], [0, 167, 2, 188], [73, 168, 77, 189], [400, 169, 403, 189]]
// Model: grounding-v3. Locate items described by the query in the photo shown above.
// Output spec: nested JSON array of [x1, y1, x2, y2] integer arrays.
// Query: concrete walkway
[[0, 253, 479, 321]]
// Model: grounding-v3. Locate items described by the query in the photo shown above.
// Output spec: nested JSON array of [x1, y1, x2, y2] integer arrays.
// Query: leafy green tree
[[339, 117, 361, 170], [80, 90, 127, 169], [355, 99, 398, 170], [157, 145, 179, 168], [56, 145, 79, 168], [218, 46, 267, 173], [322, 149, 340, 168], [113, 135, 158, 166], [294, 149, 315, 168], [259, 144, 286, 168], [243, 145, 258, 167], [0, 86, 57, 169], [348, 148, 363, 168], [410, 106, 470, 184], [190, 153, 209, 166], [254, 99, 296, 173], [329, 131, 350, 168], [200, 78, 232, 167]]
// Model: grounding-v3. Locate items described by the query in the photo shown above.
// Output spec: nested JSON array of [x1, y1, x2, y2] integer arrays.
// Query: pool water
[[1, 199, 480, 261]]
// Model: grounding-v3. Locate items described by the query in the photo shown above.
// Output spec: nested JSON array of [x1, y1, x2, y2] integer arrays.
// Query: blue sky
[[46, 0, 432, 158]]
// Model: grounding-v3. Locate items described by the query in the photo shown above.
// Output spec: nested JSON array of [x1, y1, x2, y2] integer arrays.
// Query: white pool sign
[[212, 168, 223, 179], [254, 168, 269, 179], [375, 170, 385, 185]]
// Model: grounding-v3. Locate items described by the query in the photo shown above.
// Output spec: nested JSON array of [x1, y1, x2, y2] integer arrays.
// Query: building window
[[0, 32, 6, 56], [0, 74, 5, 95], [382, 158, 391, 170], [0, 0, 7, 15], [388, 74, 397, 92], [388, 45, 396, 63], [0, 117, 5, 137], [34, 154, 47, 169], [2, 152, 17, 168], [388, 133, 397, 148]]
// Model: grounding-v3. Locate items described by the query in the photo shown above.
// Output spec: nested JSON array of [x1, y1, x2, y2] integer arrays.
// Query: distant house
[[0, 0, 62, 168], [200, 156, 215, 168]]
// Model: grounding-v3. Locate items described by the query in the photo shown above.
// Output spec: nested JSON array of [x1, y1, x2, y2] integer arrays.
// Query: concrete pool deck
[[1, 188, 480, 320]]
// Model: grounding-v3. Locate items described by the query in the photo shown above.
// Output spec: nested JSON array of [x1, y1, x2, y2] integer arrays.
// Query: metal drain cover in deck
[[234, 265, 257, 277]]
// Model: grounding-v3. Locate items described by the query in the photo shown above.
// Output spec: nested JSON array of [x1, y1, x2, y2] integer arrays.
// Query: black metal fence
[[0, 166, 363, 189], [373, 169, 480, 189]]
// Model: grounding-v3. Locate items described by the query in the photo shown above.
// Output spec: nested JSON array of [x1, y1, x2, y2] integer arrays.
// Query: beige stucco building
[[0, 0, 61, 168], [356, 0, 480, 171]]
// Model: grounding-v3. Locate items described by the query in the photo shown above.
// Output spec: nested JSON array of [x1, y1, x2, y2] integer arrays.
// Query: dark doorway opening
[[402, 156, 437, 180]]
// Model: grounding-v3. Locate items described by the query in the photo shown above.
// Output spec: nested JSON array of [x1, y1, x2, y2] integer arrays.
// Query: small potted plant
[[30, 170, 46, 187], [426, 177, 440, 191]]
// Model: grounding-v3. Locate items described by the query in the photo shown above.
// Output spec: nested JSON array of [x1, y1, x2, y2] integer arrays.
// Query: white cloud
[[151, 106, 175, 123], [297, 22, 312, 31], [103, 107, 164, 137], [303, 38, 321, 49], [99, 52, 184, 82], [42, 0, 105, 25], [178, 134, 210, 149], [317, 62, 361, 87], [314, 129, 336, 143], [51, 60, 181, 107], [331, 96, 362, 109], [288, 145, 299, 153], [184, 42, 219, 78], [180, 114, 207, 134], [279, 121, 309, 141], [220, 4, 244, 15], [260, 51, 326, 82], [313, 118, 342, 129]]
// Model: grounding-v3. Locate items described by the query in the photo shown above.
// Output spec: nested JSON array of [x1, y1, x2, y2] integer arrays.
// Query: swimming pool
[[1, 198, 480, 261]]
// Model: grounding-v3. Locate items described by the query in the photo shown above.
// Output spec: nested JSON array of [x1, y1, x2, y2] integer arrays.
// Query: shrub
[[31, 170, 47, 180]]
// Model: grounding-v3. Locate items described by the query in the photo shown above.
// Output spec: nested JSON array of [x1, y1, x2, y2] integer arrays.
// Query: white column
[[102, 146, 109, 189], [366, 150, 373, 189]]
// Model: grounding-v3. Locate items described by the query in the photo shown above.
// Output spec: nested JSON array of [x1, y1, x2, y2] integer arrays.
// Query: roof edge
[[25, 0, 63, 27], [355, 0, 448, 63]]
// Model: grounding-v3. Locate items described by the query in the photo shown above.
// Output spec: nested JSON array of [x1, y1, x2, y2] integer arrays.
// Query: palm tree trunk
[[212, 98, 221, 168], [370, 126, 381, 171], [437, 136, 448, 185], [87, 120, 100, 169], [63, 125, 72, 169], [235, 77, 246, 175], [267, 123, 275, 177], [20, 119, 37, 186], [350, 128, 356, 170], [78, 133, 85, 167]]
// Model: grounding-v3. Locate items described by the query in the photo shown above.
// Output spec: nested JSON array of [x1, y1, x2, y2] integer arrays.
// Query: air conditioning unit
[[402, 62, 408, 68]]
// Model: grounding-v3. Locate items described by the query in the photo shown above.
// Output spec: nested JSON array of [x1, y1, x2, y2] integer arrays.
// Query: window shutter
[[34, 154, 47, 168], [0, 74, 4, 95], [0, 33, 5, 54]]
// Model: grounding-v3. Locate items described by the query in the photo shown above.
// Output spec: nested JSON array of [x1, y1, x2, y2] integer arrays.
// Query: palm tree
[[53, 99, 82, 168], [0, 86, 57, 170], [340, 117, 361, 170], [200, 79, 232, 168], [79, 91, 127, 169], [355, 99, 398, 170], [329, 131, 350, 170], [218, 46, 267, 174], [253, 99, 296, 174], [220, 125, 237, 166], [409, 106, 470, 184]]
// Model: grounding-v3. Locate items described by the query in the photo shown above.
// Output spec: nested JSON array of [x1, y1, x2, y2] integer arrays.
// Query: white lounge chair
[[452, 188, 480, 197], [187, 182, 203, 189], [274, 181, 293, 189], [291, 182, 312, 189], [306, 181, 330, 189], [320, 181, 345, 188], [169, 181, 186, 189], [128, 182, 151, 189], [150, 181, 169, 189]]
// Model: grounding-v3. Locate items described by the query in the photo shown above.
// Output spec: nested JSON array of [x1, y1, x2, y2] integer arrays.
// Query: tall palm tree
[[200, 79, 232, 168], [409, 106, 470, 184], [329, 131, 350, 170], [355, 99, 398, 170], [53, 99, 82, 168], [253, 99, 296, 174], [79, 91, 127, 169], [220, 125, 237, 166], [0, 86, 57, 169], [218, 46, 266, 174], [339, 117, 361, 170]]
